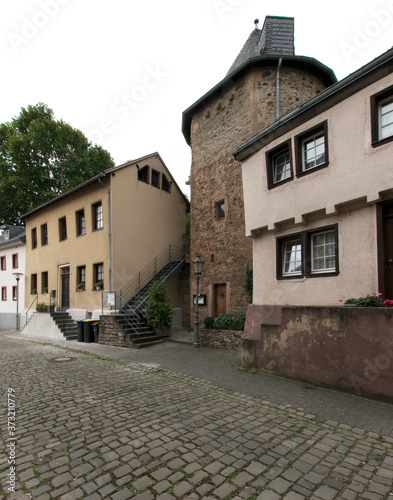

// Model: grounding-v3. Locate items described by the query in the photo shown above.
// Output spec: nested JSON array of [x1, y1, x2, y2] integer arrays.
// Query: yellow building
[[22, 153, 188, 318]]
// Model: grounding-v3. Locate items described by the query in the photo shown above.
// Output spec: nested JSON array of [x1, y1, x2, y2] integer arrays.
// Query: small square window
[[295, 121, 329, 176], [1, 287, 7, 301], [266, 140, 293, 188], [215, 200, 225, 220], [371, 85, 393, 146], [12, 254, 18, 269], [138, 165, 149, 183], [1, 256, 6, 271]]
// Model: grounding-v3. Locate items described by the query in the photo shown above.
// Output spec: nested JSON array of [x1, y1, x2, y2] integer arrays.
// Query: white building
[[0, 225, 26, 329]]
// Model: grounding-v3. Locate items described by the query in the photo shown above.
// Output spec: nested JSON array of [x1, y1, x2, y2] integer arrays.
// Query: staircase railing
[[114, 245, 185, 341]]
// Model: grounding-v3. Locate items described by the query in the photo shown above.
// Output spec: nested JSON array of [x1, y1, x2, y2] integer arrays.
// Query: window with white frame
[[277, 225, 338, 279], [296, 121, 329, 176], [311, 231, 336, 273], [266, 140, 293, 188], [371, 85, 393, 146], [282, 238, 302, 276]]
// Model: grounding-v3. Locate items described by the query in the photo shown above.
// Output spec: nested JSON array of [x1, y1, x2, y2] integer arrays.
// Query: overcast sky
[[1, 0, 393, 196]]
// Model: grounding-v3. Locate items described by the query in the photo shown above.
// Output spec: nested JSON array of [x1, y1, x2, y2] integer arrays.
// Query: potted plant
[[31, 289, 37, 295], [76, 283, 85, 292], [94, 281, 103, 291], [48, 303, 55, 313], [42, 287, 48, 294], [36, 302, 48, 312]]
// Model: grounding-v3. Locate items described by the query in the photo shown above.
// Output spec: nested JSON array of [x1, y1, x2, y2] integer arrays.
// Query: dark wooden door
[[61, 268, 70, 309], [383, 203, 393, 298], [214, 284, 227, 317]]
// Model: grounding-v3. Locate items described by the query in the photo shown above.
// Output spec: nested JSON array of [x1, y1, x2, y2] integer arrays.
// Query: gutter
[[98, 177, 112, 293]]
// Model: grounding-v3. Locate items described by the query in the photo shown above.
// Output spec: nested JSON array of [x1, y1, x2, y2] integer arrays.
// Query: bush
[[36, 302, 47, 312], [212, 313, 246, 331], [145, 281, 173, 330], [343, 293, 383, 307], [203, 316, 215, 329]]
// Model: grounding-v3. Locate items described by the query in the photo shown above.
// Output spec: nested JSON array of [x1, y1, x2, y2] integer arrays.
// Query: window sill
[[268, 176, 293, 190], [372, 135, 393, 148], [296, 162, 329, 178]]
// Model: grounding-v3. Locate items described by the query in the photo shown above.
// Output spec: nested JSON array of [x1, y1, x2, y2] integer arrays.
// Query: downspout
[[276, 57, 282, 119], [98, 176, 112, 293]]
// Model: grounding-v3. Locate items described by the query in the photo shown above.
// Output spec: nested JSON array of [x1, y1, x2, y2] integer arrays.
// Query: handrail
[[113, 244, 185, 342], [25, 294, 38, 324]]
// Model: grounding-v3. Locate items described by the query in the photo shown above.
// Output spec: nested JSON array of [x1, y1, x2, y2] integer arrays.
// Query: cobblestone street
[[1, 335, 393, 499]]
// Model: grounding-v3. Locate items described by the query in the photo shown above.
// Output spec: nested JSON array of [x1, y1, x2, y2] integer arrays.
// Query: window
[[31, 227, 37, 249], [282, 238, 302, 276], [1, 287, 6, 301], [311, 231, 336, 273], [162, 174, 171, 192], [371, 85, 393, 146], [296, 121, 328, 176], [214, 200, 225, 220], [12, 286, 17, 301], [266, 140, 293, 188], [94, 263, 104, 289], [41, 272, 48, 293], [76, 209, 85, 236], [77, 266, 86, 290], [277, 225, 338, 279], [138, 165, 149, 183], [1, 256, 6, 270], [41, 223, 48, 246], [59, 217, 67, 241], [31, 274, 37, 294], [12, 254, 18, 269], [93, 202, 103, 230], [151, 169, 160, 188]]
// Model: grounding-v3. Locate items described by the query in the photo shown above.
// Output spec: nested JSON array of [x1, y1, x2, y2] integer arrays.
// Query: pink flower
[[338, 298, 343, 302]]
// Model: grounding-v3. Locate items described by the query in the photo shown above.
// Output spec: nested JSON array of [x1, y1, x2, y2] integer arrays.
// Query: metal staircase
[[113, 245, 185, 348]]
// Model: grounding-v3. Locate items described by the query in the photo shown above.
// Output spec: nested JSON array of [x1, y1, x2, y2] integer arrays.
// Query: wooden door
[[61, 267, 70, 309], [382, 203, 393, 298], [214, 284, 227, 317]]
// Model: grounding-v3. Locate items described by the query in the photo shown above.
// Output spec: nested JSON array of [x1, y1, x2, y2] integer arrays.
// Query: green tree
[[145, 280, 173, 330], [0, 103, 114, 224]]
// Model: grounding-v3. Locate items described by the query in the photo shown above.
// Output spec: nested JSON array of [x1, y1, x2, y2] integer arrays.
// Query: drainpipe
[[276, 57, 283, 120], [98, 176, 112, 293]]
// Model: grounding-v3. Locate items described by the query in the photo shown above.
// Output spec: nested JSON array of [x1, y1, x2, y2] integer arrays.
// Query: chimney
[[258, 16, 295, 56]]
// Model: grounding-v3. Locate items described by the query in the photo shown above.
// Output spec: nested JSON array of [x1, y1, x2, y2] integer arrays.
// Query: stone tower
[[182, 16, 336, 322]]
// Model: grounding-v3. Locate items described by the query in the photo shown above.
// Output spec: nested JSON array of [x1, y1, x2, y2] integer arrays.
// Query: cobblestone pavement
[[1, 335, 393, 499]]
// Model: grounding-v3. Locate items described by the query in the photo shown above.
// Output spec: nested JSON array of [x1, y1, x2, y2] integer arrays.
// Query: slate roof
[[227, 16, 295, 76], [0, 225, 25, 246]]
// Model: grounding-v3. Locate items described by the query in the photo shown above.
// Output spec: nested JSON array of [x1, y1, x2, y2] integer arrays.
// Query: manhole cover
[[50, 357, 74, 363]]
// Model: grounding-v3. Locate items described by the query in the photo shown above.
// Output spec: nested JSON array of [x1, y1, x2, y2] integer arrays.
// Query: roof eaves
[[234, 47, 393, 161], [182, 55, 337, 145], [19, 171, 108, 220]]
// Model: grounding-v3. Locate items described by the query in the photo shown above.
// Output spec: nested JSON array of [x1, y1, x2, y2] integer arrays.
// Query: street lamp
[[12, 272, 23, 331], [192, 254, 204, 348]]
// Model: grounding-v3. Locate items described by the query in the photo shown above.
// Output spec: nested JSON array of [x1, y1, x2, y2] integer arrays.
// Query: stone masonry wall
[[200, 328, 242, 351], [189, 63, 329, 324], [98, 316, 134, 348]]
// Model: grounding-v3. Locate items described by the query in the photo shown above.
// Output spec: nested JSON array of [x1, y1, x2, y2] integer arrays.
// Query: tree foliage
[[0, 103, 114, 224], [145, 280, 173, 330]]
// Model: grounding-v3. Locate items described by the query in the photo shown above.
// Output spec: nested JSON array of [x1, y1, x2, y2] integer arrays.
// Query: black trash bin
[[76, 320, 84, 342], [92, 321, 100, 343], [83, 319, 97, 343]]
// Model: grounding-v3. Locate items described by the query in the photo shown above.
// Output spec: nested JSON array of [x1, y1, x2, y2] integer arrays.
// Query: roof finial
[[254, 18, 259, 29]]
